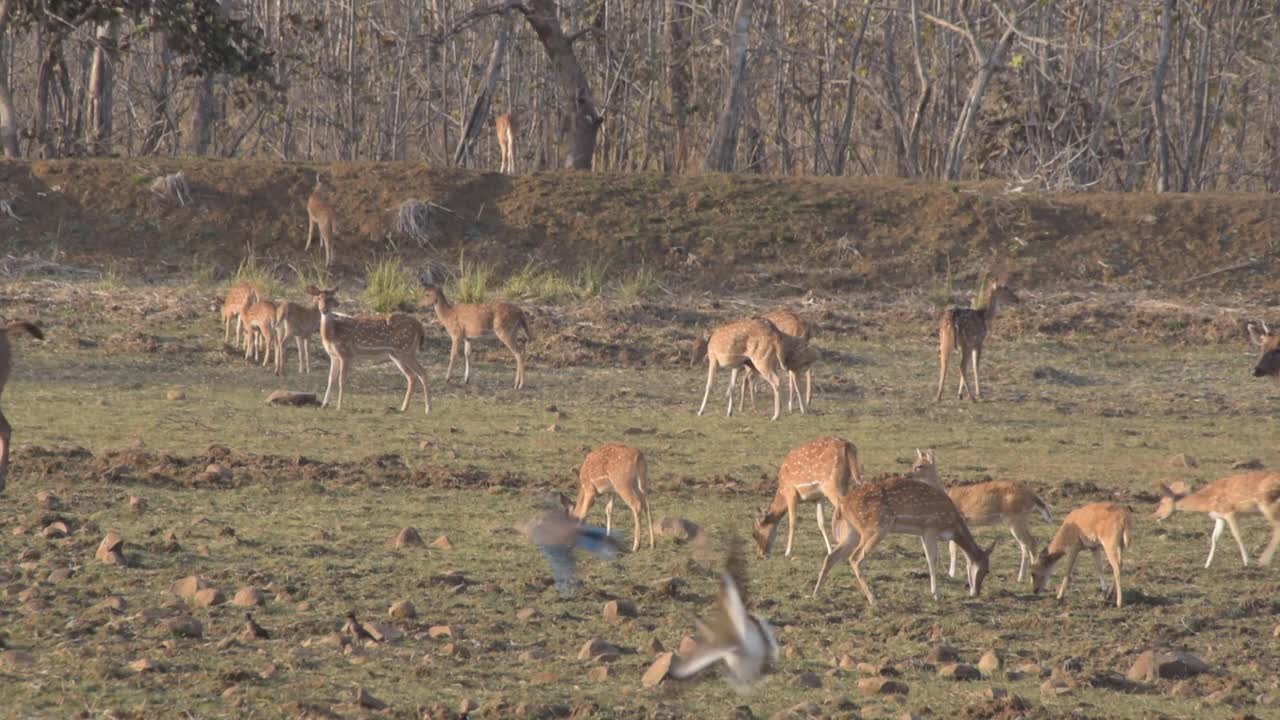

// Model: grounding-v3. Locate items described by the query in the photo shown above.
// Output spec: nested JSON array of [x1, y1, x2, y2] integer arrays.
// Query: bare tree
[[704, 0, 756, 172]]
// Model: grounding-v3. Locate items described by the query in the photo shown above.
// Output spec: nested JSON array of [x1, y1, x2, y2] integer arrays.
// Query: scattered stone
[[36, 490, 61, 510], [516, 607, 540, 622], [1126, 649, 1208, 682], [655, 517, 701, 542], [193, 588, 226, 608], [431, 535, 453, 549], [259, 664, 279, 680], [857, 677, 908, 696], [166, 389, 186, 402], [41, 521, 70, 539], [578, 638, 620, 662], [389, 601, 416, 619], [440, 642, 470, 659], [1231, 459, 1264, 470], [587, 666, 611, 681], [603, 599, 637, 623], [95, 531, 127, 566], [1009, 661, 1048, 680], [939, 663, 981, 681], [388, 527, 423, 548], [650, 576, 686, 597], [266, 390, 319, 407], [362, 622, 402, 643], [90, 596, 127, 615], [46, 567, 73, 583], [518, 647, 549, 663], [642, 652, 673, 688], [1040, 675, 1074, 696], [129, 495, 147, 513], [978, 650, 1002, 676], [355, 687, 386, 711], [171, 575, 214, 600], [130, 658, 160, 673], [161, 615, 203, 639], [983, 687, 1009, 700], [926, 645, 961, 663], [0, 650, 35, 668], [838, 655, 856, 669], [793, 671, 822, 689], [1168, 453, 1197, 468], [232, 587, 265, 607], [428, 625, 457, 639]]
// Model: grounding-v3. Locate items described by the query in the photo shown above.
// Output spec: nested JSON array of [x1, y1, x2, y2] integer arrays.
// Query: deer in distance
[[220, 282, 260, 349], [570, 443, 655, 552], [736, 310, 816, 414], [1153, 472, 1280, 568], [935, 273, 1020, 402], [1247, 320, 1280, 377], [242, 299, 278, 367], [1031, 502, 1133, 609], [419, 284, 533, 390], [274, 300, 321, 376], [496, 112, 517, 174], [305, 174, 337, 266], [690, 318, 790, 421], [0, 320, 43, 493]]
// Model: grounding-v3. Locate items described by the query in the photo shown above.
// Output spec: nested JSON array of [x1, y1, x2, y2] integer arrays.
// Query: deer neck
[[947, 513, 985, 562], [1173, 488, 1220, 514], [760, 490, 791, 526], [433, 296, 454, 323], [980, 294, 1001, 325]]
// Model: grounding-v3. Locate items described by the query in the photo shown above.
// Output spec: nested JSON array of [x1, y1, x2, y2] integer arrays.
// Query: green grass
[[575, 256, 611, 299], [364, 256, 418, 312], [501, 261, 575, 303], [291, 257, 335, 296], [448, 252, 493, 304], [617, 263, 661, 302], [229, 249, 282, 298], [1, 282, 1277, 719]]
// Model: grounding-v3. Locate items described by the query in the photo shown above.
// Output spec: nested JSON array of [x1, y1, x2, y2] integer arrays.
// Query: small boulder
[[193, 588, 226, 608], [656, 517, 701, 542], [516, 607, 540, 622], [642, 652, 673, 688], [128, 495, 147, 513], [90, 596, 127, 615], [428, 625, 456, 639], [162, 615, 203, 639], [603, 599, 637, 623], [170, 575, 214, 600], [650, 576, 686, 598], [1126, 649, 1208, 682], [857, 677, 908, 696], [266, 390, 319, 407], [1230, 459, 1263, 470], [36, 490, 61, 510], [978, 650, 1002, 676], [130, 658, 160, 673], [793, 671, 822, 689], [1040, 675, 1075, 697], [518, 647, 549, 663], [166, 389, 186, 402], [41, 521, 70, 539], [1168, 453, 1197, 468], [232, 587, 265, 607], [362, 622, 402, 643], [95, 531, 127, 565], [389, 601, 416, 619], [439, 643, 469, 659], [388, 527, 423, 548], [578, 638, 620, 662], [355, 687, 387, 711], [938, 663, 981, 681], [587, 666, 611, 682], [431, 535, 453, 549], [925, 645, 961, 663]]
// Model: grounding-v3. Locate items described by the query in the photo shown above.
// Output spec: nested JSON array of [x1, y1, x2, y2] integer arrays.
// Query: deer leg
[[462, 339, 473, 385], [783, 491, 798, 557], [766, 371, 781, 422], [604, 497, 614, 536], [970, 347, 982, 402], [335, 354, 348, 411], [804, 369, 812, 407], [296, 337, 306, 374], [1224, 513, 1251, 566], [445, 337, 460, 382], [322, 352, 337, 408], [1104, 544, 1124, 608], [1206, 516, 1225, 568], [261, 328, 274, 368], [224, 314, 232, 344], [244, 328, 255, 361], [306, 218, 314, 250], [935, 341, 950, 402], [815, 502, 832, 554], [737, 367, 751, 414], [794, 371, 807, 415], [390, 356, 414, 413], [1092, 547, 1109, 594], [1259, 502, 1280, 566], [1056, 549, 1080, 601], [725, 367, 739, 416], [402, 353, 432, 415], [0, 409, 10, 493], [303, 338, 311, 374], [324, 232, 333, 267], [922, 532, 941, 601], [1010, 519, 1035, 583], [948, 540, 959, 578], [573, 486, 597, 522], [497, 334, 524, 390], [849, 532, 883, 607], [697, 360, 717, 417], [812, 532, 858, 598], [956, 348, 971, 400], [627, 497, 642, 552]]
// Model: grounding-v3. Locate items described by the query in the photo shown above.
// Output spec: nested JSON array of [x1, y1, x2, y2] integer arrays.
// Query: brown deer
[[1153, 472, 1280, 567], [909, 449, 1052, 582], [1247, 320, 1280, 377], [935, 274, 1020, 402], [220, 282, 260, 349], [419, 285, 532, 390], [813, 475, 995, 604], [496, 112, 517, 174], [307, 287, 431, 413], [1031, 502, 1133, 609], [571, 443, 655, 552], [690, 319, 789, 421], [0, 321, 43, 493], [274, 300, 321, 376], [242, 299, 278, 367], [305, 174, 337, 266], [737, 310, 816, 415], [753, 436, 861, 558]]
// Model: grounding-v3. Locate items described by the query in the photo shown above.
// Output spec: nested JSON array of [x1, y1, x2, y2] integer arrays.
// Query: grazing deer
[[1031, 502, 1133, 609], [690, 319, 789, 421], [753, 437, 861, 558], [0, 321, 43, 493], [813, 476, 995, 605], [220, 282, 260, 349], [935, 274, 1020, 402], [307, 286, 431, 414], [242, 299, 278, 367], [496, 112, 517, 174], [274, 300, 321, 376], [419, 285, 532, 390], [909, 449, 1052, 583], [572, 443, 655, 552], [305, 175, 337, 266], [1247, 320, 1280, 377], [1153, 473, 1280, 567], [738, 310, 816, 413]]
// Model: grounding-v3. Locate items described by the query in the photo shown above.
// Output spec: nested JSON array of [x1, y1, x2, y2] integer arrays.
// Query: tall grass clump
[[230, 249, 281, 297], [365, 257, 419, 312], [501, 261, 575, 304], [292, 258, 335, 296], [447, 252, 493, 304], [617, 264, 661, 301], [575, 256, 611, 299]]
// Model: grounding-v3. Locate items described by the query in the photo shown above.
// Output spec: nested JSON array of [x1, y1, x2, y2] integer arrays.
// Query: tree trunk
[[0, 0, 18, 157], [35, 38, 63, 158], [190, 74, 215, 155], [87, 20, 116, 155], [1152, 0, 1174, 193], [665, 0, 691, 173], [942, 24, 1016, 181], [519, 0, 601, 170], [453, 13, 512, 167], [704, 0, 756, 172], [832, 4, 871, 176]]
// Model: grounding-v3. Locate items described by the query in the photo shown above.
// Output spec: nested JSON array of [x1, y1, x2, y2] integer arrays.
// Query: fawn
[[690, 318, 789, 421], [1247, 320, 1280, 377], [1154, 472, 1280, 567], [274, 300, 321, 376], [420, 284, 533, 389], [813, 475, 995, 605], [307, 287, 431, 413], [571, 443, 655, 552], [0, 321, 43, 493], [306, 174, 337, 266], [1031, 502, 1133, 608], [738, 310, 816, 413], [935, 274, 1020, 402], [910, 449, 1052, 582], [753, 436, 860, 558], [242, 299, 278, 367], [496, 112, 517, 174], [220, 282, 260, 349]]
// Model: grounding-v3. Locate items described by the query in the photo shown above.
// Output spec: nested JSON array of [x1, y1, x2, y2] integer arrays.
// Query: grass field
[[1, 279, 1278, 719]]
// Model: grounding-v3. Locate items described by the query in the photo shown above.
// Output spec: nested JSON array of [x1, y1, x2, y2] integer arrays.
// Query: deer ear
[[926, 449, 936, 463], [1248, 320, 1268, 346], [915, 448, 923, 461]]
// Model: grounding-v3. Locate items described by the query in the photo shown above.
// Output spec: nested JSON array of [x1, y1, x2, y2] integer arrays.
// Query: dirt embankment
[[0, 159, 1277, 295]]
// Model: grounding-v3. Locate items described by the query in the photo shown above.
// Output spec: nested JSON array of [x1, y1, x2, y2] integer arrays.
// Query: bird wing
[[669, 644, 737, 679], [719, 572, 750, 644], [575, 525, 621, 559]]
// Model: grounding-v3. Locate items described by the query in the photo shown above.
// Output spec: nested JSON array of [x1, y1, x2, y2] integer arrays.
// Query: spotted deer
[[305, 175, 337, 266], [307, 287, 430, 413], [690, 319, 789, 421], [0, 321, 43, 493], [1031, 502, 1133, 609], [753, 437, 860, 558], [1247, 321, 1280, 377], [419, 284, 532, 389], [496, 112, 517, 174], [572, 443, 655, 552], [910, 449, 1052, 582], [736, 310, 817, 415], [242, 299, 278, 368], [1153, 473, 1280, 568], [812, 475, 995, 604], [274, 300, 321, 376], [220, 282, 260, 349], [935, 274, 1020, 402]]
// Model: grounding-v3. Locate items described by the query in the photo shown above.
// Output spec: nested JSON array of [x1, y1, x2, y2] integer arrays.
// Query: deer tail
[[4, 321, 44, 341], [940, 309, 958, 351]]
